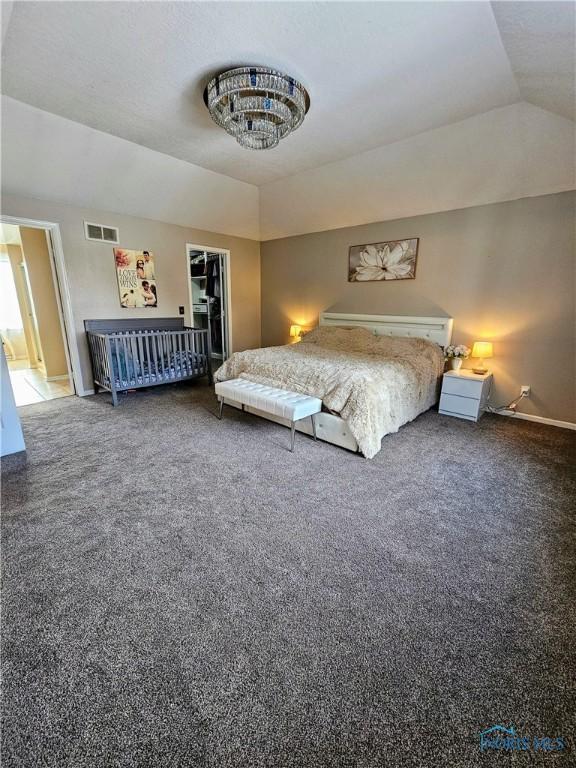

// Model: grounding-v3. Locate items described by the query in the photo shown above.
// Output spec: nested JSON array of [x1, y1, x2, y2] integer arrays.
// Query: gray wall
[[2, 194, 261, 394], [261, 192, 575, 423]]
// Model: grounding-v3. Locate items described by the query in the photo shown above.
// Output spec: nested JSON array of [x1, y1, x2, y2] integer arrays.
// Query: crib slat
[[88, 334, 96, 383], [104, 336, 117, 404], [119, 336, 126, 385], [159, 332, 166, 380], [111, 336, 117, 383], [161, 333, 166, 378], [145, 332, 152, 379], [183, 331, 190, 375], [122, 333, 134, 384], [97, 336, 105, 383], [129, 332, 138, 384], [154, 333, 160, 378], [156, 333, 161, 378], [117, 335, 123, 383], [91, 334, 98, 381], [112, 337, 120, 386], [191, 331, 196, 374], [177, 331, 183, 377], [100, 335, 107, 383], [136, 333, 144, 382], [152, 332, 158, 380], [122, 334, 131, 384], [172, 332, 177, 378], [152, 332, 157, 379], [166, 332, 171, 378], [172, 331, 177, 378], [144, 333, 152, 380], [170, 332, 176, 378], [94, 335, 103, 383], [192, 332, 197, 374], [122, 333, 129, 383]]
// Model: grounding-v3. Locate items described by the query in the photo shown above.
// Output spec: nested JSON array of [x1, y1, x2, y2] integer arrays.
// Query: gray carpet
[[2, 382, 575, 767]]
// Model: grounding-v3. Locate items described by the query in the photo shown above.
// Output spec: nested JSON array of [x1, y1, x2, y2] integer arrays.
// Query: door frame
[[0, 214, 81, 396], [185, 243, 232, 357]]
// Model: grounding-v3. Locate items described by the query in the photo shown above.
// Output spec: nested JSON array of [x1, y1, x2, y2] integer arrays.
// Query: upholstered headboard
[[319, 313, 453, 347]]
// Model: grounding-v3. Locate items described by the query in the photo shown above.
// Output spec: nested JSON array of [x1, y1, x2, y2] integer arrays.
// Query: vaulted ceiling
[[1, 1, 574, 187]]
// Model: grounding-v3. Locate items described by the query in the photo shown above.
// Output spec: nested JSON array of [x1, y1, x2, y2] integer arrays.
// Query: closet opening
[[186, 244, 231, 371]]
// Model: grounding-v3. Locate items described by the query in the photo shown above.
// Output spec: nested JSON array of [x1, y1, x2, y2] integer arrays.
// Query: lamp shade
[[289, 324, 302, 338], [472, 341, 493, 359]]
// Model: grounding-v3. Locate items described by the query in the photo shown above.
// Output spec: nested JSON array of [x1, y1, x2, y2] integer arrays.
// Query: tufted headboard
[[319, 312, 453, 347]]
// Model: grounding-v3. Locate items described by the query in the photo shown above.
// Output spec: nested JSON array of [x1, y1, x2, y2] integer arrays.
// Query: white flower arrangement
[[444, 344, 471, 359]]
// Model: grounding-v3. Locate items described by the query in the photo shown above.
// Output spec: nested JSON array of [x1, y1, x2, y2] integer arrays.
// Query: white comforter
[[215, 326, 445, 458]]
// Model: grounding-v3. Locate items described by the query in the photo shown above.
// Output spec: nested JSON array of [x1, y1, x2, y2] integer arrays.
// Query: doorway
[[186, 244, 231, 370], [0, 223, 74, 406]]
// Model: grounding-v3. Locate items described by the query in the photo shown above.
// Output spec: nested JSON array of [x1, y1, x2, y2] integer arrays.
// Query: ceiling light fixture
[[203, 66, 310, 150]]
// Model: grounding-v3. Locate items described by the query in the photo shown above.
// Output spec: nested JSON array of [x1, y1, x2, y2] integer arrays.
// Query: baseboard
[[45, 374, 69, 382], [495, 410, 576, 430], [79, 388, 95, 396]]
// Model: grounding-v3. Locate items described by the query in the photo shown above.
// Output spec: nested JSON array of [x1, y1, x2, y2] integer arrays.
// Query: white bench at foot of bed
[[215, 379, 322, 452]]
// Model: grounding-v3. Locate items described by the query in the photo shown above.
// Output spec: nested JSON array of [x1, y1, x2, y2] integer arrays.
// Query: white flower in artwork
[[352, 242, 415, 281]]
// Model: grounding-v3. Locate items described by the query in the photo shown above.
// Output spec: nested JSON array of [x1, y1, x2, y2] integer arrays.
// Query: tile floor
[[8, 359, 73, 407]]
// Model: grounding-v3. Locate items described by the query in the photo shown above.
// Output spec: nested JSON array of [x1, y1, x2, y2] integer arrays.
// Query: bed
[[215, 313, 453, 457]]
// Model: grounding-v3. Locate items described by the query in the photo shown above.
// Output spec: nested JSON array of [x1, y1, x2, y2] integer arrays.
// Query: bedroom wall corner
[[1, 194, 262, 395], [260, 191, 576, 425]]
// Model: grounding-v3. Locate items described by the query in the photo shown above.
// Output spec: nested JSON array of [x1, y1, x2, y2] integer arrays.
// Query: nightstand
[[439, 369, 492, 422]]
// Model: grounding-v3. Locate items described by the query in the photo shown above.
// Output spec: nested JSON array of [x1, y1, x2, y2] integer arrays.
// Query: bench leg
[[311, 415, 317, 440], [218, 399, 224, 419], [290, 421, 296, 452]]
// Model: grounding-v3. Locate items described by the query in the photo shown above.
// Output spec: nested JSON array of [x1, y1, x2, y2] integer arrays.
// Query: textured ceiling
[[492, 1, 575, 121], [0, 2, 572, 186]]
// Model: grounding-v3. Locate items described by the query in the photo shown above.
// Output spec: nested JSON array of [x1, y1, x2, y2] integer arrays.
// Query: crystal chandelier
[[204, 66, 310, 150]]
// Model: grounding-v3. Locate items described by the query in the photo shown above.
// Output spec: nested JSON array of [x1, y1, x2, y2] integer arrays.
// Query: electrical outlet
[[520, 385, 531, 397]]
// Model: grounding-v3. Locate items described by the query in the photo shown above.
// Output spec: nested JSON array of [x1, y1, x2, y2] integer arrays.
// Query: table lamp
[[289, 324, 302, 341], [471, 341, 493, 374]]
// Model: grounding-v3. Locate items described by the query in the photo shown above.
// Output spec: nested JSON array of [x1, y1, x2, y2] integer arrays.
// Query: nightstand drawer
[[439, 393, 480, 417], [442, 375, 484, 398]]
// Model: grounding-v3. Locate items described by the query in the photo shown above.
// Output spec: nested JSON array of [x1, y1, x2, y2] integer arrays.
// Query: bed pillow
[[299, 325, 375, 351], [301, 325, 443, 360]]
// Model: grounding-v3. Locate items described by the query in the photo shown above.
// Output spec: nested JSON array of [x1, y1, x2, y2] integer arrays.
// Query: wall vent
[[84, 221, 119, 244]]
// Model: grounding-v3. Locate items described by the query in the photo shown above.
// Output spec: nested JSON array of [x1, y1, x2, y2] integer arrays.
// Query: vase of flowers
[[444, 344, 471, 372]]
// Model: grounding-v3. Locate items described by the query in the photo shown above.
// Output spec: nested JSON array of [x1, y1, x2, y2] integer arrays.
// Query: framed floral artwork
[[348, 238, 419, 282]]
